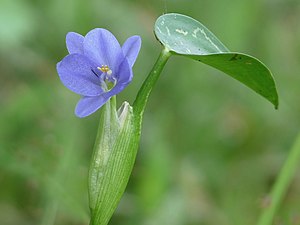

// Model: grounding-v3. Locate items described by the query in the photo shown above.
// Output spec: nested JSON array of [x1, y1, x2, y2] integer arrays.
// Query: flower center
[[97, 65, 112, 75], [95, 65, 115, 91]]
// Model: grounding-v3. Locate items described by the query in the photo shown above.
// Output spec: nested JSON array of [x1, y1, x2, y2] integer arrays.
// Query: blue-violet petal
[[57, 54, 104, 96], [84, 28, 122, 72], [122, 35, 142, 67], [113, 57, 132, 87], [104, 58, 132, 101], [75, 95, 109, 117], [66, 32, 84, 54]]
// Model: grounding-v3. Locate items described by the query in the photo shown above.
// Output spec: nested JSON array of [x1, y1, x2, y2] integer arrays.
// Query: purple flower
[[57, 28, 141, 117]]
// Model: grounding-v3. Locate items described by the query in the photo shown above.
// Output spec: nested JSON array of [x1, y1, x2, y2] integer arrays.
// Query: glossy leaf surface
[[155, 13, 278, 108]]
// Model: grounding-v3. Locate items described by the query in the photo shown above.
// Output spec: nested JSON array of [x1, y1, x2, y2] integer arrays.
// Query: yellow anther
[[97, 65, 112, 74]]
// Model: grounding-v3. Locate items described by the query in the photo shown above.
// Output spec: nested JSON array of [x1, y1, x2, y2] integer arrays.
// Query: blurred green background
[[1, 0, 300, 224]]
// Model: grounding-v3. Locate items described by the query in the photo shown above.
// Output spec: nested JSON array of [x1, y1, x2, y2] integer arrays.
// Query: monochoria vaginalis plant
[[56, 13, 286, 225]]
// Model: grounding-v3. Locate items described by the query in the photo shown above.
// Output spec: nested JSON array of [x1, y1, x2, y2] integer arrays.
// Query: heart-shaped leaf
[[154, 13, 278, 108]]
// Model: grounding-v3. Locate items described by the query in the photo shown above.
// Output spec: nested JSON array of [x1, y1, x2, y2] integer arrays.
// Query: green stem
[[133, 48, 171, 118], [257, 133, 300, 225]]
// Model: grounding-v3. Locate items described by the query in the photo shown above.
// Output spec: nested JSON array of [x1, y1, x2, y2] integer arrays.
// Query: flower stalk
[[133, 48, 171, 119]]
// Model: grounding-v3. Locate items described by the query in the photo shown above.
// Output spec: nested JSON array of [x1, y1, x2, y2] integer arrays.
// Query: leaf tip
[[274, 97, 279, 110], [268, 88, 279, 110]]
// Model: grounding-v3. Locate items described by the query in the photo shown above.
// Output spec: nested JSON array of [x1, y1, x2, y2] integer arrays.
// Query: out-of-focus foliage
[[1, 0, 300, 224]]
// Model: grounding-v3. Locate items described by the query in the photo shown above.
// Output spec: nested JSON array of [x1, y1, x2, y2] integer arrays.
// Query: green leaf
[[154, 13, 278, 108]]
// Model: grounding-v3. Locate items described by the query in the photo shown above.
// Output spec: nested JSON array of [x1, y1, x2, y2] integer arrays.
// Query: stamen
[[97, 65, 112, 75], [91, 68, 99, 77], [107, 70, 112, 75]]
